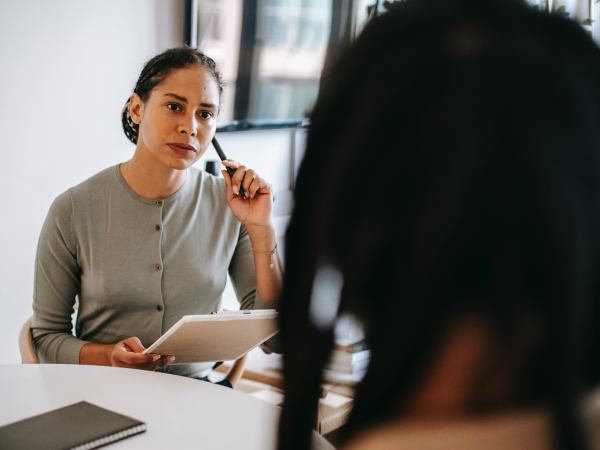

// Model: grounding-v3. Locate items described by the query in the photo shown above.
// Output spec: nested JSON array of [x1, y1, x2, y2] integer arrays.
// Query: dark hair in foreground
[[277, 0, 600, 449], [121, 46, 223, 144]]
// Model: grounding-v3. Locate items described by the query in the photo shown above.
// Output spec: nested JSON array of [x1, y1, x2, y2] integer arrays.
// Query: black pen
[[212, 137, 246, 199]]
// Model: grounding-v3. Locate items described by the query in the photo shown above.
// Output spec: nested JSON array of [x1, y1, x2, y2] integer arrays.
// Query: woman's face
[[129, 64, 220, 171]]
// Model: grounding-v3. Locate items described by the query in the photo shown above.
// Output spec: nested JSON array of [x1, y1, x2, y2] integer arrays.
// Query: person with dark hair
[[32, 47, 281, 382], [277, 0, 600, 449]]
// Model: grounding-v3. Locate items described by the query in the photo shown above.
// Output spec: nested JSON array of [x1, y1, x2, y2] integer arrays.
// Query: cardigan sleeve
[[228, 223, 274, 310], [31, 190, 87, 363], [228, 223, 281, 353]]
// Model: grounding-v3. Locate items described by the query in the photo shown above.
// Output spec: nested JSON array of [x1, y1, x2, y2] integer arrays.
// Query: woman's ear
[[129, 93, 144, 125]]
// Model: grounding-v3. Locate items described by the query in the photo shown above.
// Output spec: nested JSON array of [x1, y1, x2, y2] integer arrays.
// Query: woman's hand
[[221, 160, 273, 227], [106, 337, 175, 371]]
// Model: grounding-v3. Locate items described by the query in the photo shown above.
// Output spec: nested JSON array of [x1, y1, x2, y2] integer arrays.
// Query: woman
[[32, 47, 281, 380], [277, 0, 600, 449]]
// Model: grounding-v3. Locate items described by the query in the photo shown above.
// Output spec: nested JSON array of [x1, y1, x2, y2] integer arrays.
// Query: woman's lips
[[167, 143, 197, 156]]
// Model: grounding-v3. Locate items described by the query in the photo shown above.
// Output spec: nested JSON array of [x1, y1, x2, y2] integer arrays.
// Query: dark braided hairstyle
[[121, 46, 224, 144], [277, 0, 600, 449]]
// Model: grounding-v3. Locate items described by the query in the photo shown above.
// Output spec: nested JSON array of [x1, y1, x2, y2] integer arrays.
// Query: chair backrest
[[19, 316, 39, 364]]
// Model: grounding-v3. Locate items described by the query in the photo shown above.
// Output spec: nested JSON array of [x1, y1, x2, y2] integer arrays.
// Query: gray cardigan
[[32, 165, 269, 377]]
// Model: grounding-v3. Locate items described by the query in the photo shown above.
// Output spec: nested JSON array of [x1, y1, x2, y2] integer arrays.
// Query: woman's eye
[[199, 111, 214, 119], [167, 103, 181, 111]]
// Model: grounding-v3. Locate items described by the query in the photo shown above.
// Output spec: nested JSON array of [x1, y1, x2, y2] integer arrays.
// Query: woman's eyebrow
[[164, 92, 217, 109], [164, 92, 188, 103]]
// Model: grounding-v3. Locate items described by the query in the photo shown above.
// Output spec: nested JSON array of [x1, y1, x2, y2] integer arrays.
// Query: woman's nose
[[177, 116, 198, 136], [178, 127, 197, 136]]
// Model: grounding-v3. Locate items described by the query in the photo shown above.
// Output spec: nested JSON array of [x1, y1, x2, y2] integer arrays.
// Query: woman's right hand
[[107, 337, 175, 370]]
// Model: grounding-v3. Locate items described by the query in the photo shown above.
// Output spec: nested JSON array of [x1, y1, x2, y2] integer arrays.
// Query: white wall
[[0, 0, 297, 364]]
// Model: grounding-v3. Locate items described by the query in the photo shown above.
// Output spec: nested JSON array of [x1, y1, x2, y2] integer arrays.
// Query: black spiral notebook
[[0, 401, 146, 450]]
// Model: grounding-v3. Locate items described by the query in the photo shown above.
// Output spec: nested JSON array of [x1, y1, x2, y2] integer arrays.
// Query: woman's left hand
[[221, 160, 273, 227]]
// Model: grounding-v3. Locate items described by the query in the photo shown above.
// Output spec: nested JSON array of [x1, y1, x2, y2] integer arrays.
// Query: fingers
[[222, 160, 243, 196], [241, 168, 256, 196], [248, 178, 271, 199], [113, 344, 156, 366], [120, 351, 158, 366], [111, 337, 176, 371], [159, 355, 176, 367], [122, 336, 145, 352], [231, 164, 247, 197], [137, 355, 176, 371], [221, 160, 271, 200]]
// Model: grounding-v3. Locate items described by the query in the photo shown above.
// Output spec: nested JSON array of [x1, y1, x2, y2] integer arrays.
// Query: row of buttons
[[155, 262, 163, 313], [155, 220, 162, 271], [155, 200, 163, 311]]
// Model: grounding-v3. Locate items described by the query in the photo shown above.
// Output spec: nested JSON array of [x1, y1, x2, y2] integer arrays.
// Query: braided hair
[[121, 46, 224, 144]]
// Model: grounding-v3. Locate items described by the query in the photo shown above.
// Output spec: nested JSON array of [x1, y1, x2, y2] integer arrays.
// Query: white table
[[0, 364, 334, 450]]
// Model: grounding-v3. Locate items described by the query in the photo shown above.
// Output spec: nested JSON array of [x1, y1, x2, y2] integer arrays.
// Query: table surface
[[0, 364, 334, 450]]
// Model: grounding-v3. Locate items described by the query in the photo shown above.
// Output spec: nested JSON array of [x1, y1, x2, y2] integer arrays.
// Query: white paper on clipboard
[[143, 309, 279, 364]]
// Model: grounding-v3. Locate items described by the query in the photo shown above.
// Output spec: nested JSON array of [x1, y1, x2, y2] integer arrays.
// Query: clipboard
[[143, 309, 279, 364]]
